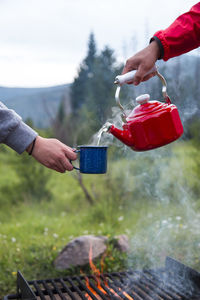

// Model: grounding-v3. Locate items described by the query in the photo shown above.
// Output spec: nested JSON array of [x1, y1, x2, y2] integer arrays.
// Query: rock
[[54, 235, 108, 270], [114, 234, 130, 253]]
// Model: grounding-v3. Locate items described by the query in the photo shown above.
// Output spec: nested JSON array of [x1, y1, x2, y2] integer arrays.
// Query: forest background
[[1, 33, 200, 296]]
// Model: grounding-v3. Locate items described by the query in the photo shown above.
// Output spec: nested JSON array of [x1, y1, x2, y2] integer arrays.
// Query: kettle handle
[[156, 70, 171, 104], [114, 66, 157, 85], [114, 67, 171, 117]]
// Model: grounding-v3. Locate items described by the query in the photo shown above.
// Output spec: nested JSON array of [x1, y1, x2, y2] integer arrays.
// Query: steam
[[127, 200, 199, 266], [124, 149, 200, 272], [88, 87, 200, 274], [181, 99, 198, 124], [89, 103, 132, 147]]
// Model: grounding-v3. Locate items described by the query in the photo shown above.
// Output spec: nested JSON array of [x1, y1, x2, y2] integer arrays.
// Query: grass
[[1, 141, 200, 297]]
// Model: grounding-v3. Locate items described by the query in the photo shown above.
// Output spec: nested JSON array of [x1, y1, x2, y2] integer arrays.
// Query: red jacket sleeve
[[153, 2, 200, 61]]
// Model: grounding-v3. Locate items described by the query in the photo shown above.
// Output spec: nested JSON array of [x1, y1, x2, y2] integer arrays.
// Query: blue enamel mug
[[72, 146, 108, 174]]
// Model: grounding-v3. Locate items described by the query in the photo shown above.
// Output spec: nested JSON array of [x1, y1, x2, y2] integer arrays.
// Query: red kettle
[[107, 67, 183, 151]]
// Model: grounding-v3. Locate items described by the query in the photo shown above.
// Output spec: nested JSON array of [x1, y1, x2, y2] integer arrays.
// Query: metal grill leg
[[17, 271, 36, 300]]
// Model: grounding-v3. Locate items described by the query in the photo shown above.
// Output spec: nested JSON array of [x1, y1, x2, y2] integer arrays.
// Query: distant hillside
[[0, 84, 71, 128]]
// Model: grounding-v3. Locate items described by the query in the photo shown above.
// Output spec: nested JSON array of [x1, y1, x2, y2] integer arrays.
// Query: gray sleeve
[[0, 101, 38, 154]]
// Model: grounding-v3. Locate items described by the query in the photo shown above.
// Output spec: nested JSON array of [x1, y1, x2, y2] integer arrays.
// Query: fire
[[84, 244, 134, 300]]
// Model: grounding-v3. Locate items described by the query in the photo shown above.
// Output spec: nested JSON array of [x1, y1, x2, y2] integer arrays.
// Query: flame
[[84, 244, 134, 300], [88, 243, 101, 277]]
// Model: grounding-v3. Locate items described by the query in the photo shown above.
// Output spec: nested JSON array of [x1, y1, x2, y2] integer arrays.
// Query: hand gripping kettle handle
[[114, 65, 157, 85], [114, 66, 171, 118]]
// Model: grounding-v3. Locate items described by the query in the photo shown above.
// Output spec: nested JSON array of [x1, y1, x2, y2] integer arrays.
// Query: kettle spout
[[109, 124, 134, 147]]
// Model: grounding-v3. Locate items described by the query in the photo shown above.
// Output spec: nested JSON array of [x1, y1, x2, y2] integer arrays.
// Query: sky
[[0, 0, 198, 87]]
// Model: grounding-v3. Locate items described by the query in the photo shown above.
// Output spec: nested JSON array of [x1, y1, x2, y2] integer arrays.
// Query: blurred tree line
[[53, 33, 124, 146], [1, 32, 200, 206]]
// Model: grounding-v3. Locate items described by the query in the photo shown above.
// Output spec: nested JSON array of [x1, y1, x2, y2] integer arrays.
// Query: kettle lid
[[127, 93, 167, 119], [136, 94, 150, 104]]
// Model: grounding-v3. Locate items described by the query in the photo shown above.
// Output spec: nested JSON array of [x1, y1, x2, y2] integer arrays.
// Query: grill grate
[[4, 257, 200, 300]]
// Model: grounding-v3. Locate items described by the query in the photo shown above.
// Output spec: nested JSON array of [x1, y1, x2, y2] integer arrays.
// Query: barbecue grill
[[3, 257, 200, 300]]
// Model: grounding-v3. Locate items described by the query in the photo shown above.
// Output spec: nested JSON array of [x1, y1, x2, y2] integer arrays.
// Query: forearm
[[153, 3, 200, 61], [0, 102, 38, 154], [0, 102, 78, 173]]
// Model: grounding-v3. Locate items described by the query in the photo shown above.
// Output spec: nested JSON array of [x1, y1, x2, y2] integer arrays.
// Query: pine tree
[[52, 96, 74, 145], [85, 32, 96, 72], [85, 46, 118, 129], [57, 97, 65, 124], [71, 32, 97, 112], [69, 33, 124, 144]]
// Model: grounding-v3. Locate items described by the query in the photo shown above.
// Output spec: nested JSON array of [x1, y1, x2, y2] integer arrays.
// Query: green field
[[1, 141, 200, 297]]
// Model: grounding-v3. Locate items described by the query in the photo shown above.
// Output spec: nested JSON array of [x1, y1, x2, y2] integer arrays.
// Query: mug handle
[[70, 149, 80, 170]]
